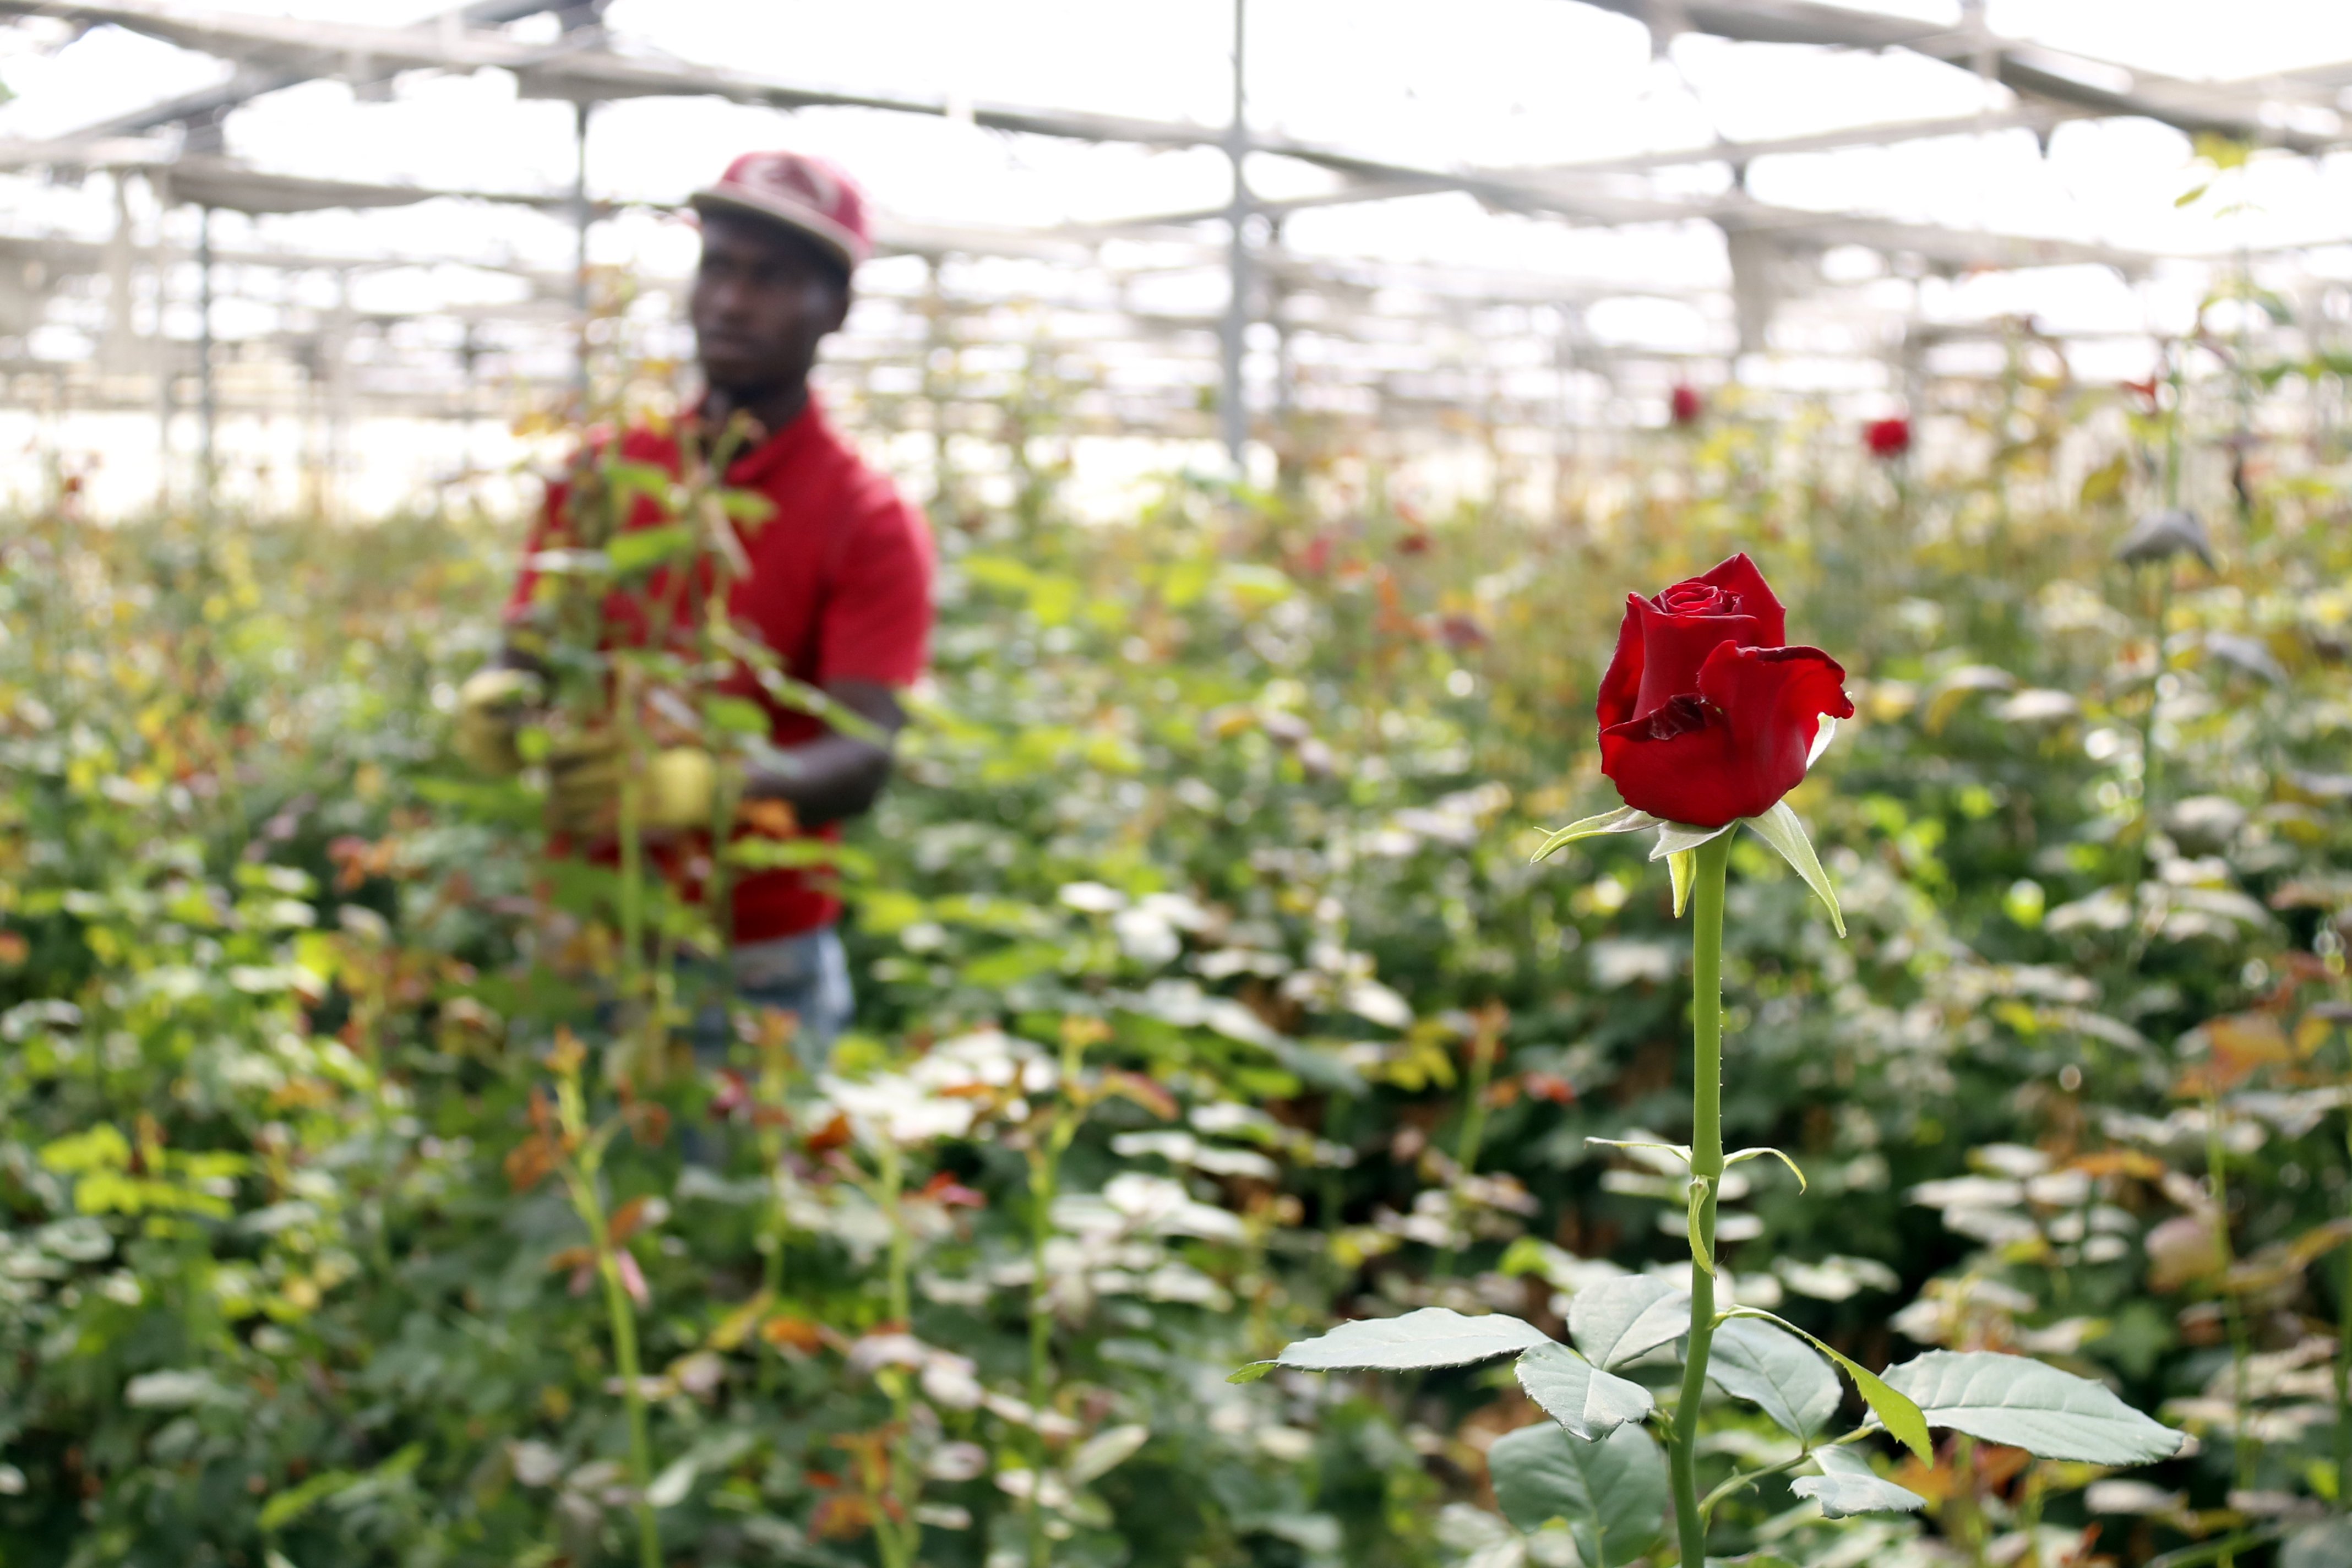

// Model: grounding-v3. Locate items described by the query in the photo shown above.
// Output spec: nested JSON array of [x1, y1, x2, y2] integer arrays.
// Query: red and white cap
[[690, 150, 872, 274]]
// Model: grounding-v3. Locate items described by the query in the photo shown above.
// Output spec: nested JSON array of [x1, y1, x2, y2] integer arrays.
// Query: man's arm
[[741, 678, 906, 827]]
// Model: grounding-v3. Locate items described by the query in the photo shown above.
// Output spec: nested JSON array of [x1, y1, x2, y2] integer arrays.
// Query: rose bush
[[1594, 553, 1854, 827]]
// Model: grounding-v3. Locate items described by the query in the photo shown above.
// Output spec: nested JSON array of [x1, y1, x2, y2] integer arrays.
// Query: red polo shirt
[[507, 394, 933, 942]]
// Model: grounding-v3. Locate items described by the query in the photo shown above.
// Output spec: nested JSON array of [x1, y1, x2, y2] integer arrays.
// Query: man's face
[[690, 210, 851, 398]]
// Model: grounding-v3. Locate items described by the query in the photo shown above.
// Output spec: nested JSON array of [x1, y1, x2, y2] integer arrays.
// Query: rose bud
[[1596, 554, 1854, 827], [1864, 416, 1911, 459]]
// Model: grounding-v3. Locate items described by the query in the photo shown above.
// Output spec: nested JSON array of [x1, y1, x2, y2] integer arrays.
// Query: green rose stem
[[1440, 1006, 1504, 1278], [2338, 1065, 2352, 1511], [2133, 562, 2170, 904], [868, 1137, 921, 1568], [549, 1056, 662, 1568], [1024, 1023, 1094, 1568], [614, 658, 647, 993], [2204, 1094, 2255, 1526], [1668, 831, 1733, 1568]]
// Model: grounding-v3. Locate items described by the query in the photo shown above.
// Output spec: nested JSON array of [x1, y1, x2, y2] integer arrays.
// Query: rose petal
[[1599, 645, 1852, 827], [1625, 554, 1788, 718], [1630, 596, 1772, 719], [1596, 594, 1647, 730], [1599, 697, 1747, 828], [1696, 554, 1786, 647], [1695, 643, 1852, 814]]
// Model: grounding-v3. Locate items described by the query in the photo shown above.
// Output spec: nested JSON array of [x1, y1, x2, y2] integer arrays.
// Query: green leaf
[[1489, 1421, 1668, 1567], [1743, 802, 1845, 937], [1651, 820, 1735, 861], [1687, 1177, 1714, 1276], [1068, 1424, 1151, 1484], [1533, 805, 1659, 863], [1514, 1342, 1655, 1439], [1585, 1137, 1691, 1165], [1880, 1350, 2184, 1464], [40, 1124, 130, 1174], [1567, 1274, 1691, 1370], [1668, 848, 1697, 916], [646, 1454, 699, 1509], [703, 695, 770, 736], [719, 487, 777, 526], [1707, 1317, 1839, 1441], [1253, 1307, 1550, 1376], [1723, 1310, 1930, 1461], [1724, 1146, 1807, 1193], [603, 457, 675, 507], [1789, 1446, 1925, 1518], [258, 1442, 424, 1531], [259, 1467, 359, 1531], [607, 524, 697, 574], [2286, 1520, 2352, 1568]]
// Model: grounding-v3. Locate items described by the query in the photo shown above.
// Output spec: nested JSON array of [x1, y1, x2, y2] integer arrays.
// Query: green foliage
[[1706, 1317, 1839, 1442], [1489, 1421, 1668, 1565], [1880, 1350, 2185, 1464], [4, 355, 2352, 1567]]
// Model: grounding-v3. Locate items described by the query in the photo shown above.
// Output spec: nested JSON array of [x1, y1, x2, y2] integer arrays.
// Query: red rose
[[1596, 554, 1853, 827], [1670, 385, 1703, 427], [1864, 416, 1910, 459]]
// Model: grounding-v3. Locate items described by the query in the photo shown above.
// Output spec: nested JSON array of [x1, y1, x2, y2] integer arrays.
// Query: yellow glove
[[452, 667, 542, 776], [646, 746, 718, 833], [546, 733, 718, 840]]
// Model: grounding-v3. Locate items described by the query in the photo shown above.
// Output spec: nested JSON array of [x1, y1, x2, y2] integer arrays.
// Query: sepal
[[1652, 819, 1736, 861], [1668, 848, 1697, 916], [1743, 801, 1845, 937], [1532, 804, 1660, 863]]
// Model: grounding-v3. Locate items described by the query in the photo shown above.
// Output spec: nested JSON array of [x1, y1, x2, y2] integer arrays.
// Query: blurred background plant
[[5, 312, 2352, 1568]]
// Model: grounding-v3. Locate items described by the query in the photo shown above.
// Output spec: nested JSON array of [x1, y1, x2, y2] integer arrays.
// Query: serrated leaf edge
[[1720, 1309, 1930, 1461], [1512, 1342, 1656, 1440]]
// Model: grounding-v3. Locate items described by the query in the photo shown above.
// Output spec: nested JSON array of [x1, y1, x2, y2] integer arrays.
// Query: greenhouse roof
[[0, 0, 2349, 511]]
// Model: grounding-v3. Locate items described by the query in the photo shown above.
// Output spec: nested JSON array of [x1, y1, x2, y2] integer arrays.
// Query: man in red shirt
[[456, 150, 934, 1065]]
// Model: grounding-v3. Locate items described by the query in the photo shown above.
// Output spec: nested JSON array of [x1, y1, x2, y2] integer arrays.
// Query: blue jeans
[[685, 925, 853, 1074]]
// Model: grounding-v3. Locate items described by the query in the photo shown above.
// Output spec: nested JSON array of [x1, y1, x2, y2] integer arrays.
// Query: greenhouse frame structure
[[0, 0, 2348, 513]]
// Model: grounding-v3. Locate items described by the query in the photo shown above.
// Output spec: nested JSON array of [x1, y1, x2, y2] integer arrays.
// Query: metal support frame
[[149, 168, 173, 512], [197, 203, 215, 508], [1217, 0, 1249, 472], [571, 97, 593, 402]]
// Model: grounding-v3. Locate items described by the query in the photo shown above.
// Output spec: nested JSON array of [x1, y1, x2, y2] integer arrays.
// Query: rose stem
[[1669, 831, 1733, 1568], [2204, 1092, 2254, 1538], [2338, 1032, 2352, 1511]]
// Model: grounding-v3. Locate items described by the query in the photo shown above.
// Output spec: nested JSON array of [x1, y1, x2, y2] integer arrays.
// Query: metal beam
[[0, 0, 2271, 276], [1575, 0, 2343, 154], [41, 0, 561, 139], [1219, 0, 1248, 469]]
